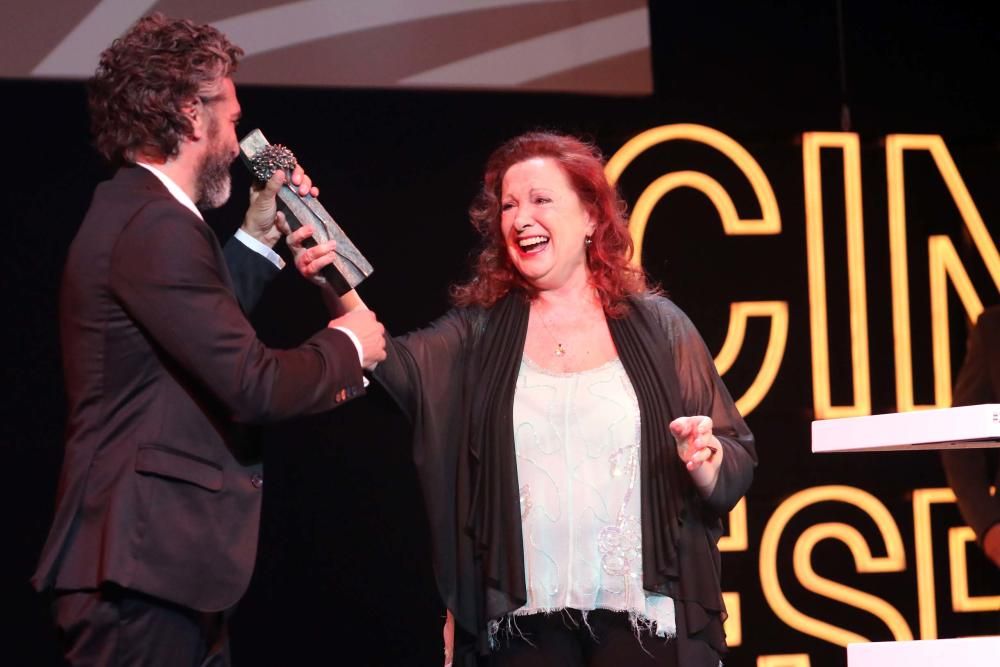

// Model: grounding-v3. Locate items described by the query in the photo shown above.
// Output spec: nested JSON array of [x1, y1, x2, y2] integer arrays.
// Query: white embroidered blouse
[[511, 356, 676, 637]]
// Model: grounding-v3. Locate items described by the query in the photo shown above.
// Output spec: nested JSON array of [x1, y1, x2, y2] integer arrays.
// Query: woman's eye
[[501, 202, 515, 211], [534, 197, 550, 205]]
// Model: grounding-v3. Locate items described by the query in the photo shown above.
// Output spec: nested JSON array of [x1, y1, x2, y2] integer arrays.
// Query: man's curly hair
[[88, 13, 243, 165]]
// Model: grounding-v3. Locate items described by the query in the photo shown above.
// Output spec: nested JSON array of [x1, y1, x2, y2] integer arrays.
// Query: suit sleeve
[[941, 310, 1000, 542], [222, 235, 281, 314], [110, 200, 364, 423]]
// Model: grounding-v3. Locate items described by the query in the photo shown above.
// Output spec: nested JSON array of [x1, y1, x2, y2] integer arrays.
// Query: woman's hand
[[670, 415, 723, 496], [443, 610, 454, 666], [288, 224, 369, 317], [288, 224, 338, 286], [983, 523, 1000, 568]]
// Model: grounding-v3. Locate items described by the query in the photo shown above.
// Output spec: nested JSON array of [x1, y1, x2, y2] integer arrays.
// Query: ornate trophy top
[[248, 144, 297, 182], [238, 128, 374, 295]]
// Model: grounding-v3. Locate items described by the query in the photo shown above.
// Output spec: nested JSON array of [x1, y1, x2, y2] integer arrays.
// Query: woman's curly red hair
[[88, 13, 243, 165], [451, 131, 650, 317]]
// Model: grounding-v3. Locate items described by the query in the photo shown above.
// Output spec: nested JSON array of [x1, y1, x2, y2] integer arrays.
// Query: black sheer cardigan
[[373, 292, 756, 665]]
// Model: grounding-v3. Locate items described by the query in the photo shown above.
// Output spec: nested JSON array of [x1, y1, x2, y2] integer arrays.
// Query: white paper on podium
[[847, 636, 1000, 666], [812, 404, 1000, 453]]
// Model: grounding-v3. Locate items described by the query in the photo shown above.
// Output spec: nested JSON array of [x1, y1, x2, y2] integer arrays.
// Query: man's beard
[[195, 121, 234, 210], [195, 148, 233, 210]]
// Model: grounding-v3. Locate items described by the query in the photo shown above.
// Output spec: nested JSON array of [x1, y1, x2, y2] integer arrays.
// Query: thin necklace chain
[[534, 290, 602, 357], [538, 311, 566, 357]]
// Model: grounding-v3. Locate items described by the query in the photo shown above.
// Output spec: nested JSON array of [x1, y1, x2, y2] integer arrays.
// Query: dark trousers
[[489, 609, 680, 667], [52, 585, 229, 667]]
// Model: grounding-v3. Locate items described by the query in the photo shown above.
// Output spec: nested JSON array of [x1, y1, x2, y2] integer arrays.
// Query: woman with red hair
[[302, 131, 756, 666]]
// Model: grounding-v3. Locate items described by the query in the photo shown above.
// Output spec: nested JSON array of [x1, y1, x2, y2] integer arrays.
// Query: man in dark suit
[[32, 14, 386, 666], [942, 305, 1000, 569]]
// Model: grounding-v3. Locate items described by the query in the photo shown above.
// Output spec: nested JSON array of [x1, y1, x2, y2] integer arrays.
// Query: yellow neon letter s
[[759, 485, 912, 646], [605, 124, 786, 416]]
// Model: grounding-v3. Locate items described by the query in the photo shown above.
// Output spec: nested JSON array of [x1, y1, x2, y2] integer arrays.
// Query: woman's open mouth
[[517, 235, 550, 254]]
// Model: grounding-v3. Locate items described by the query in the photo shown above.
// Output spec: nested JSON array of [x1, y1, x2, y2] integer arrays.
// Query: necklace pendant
[[554, 343, 566, 357]]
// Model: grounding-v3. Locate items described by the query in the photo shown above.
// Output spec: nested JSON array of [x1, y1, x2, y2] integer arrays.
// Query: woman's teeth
[[518, 236, 549, 253]]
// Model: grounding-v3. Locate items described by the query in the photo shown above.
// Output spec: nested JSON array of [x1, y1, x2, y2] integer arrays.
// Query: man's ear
[[183, 97, 206, 142]]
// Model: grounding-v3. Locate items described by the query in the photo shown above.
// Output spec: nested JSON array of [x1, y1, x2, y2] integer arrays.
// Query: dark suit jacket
[[222, 230, 284, 313], [33, 166, 364, 612], [942, 305, 1000, 543]]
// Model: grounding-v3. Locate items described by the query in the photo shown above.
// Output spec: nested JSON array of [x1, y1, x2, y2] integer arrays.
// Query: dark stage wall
[[3, 3, 998, 665]]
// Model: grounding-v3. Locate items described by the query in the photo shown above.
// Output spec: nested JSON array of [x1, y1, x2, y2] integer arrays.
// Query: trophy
[[239, 129, 373, 295]]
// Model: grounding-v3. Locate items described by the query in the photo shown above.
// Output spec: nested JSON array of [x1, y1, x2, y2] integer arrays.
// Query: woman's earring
[[585, 236, 592, 246]]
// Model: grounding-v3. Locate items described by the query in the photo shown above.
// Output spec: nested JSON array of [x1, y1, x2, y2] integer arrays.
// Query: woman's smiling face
[[500, 157, 595, 291]]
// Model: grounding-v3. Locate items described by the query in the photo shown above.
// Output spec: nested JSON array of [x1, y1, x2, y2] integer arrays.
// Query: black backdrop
[[3, 3, 999, 665]]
